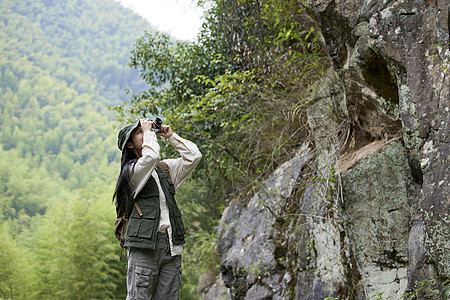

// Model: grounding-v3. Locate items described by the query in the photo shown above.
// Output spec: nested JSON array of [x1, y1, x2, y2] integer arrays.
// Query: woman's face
[[128, 126, 144, 156]]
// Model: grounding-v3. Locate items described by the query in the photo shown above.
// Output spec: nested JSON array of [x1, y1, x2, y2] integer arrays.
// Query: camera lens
[[154, 117, 162, 128], [151, 117, 163, 132]]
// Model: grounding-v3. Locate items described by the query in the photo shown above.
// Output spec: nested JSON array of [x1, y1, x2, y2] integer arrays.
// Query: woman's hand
[[157, 125, 173, 139], [140, 118, 153, 132]]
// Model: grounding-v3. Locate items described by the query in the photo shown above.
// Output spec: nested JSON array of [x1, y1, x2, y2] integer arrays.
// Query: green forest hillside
[[1, 0, 331, 298], [0, 0, 152, 221], [0, 0, 154, 298]]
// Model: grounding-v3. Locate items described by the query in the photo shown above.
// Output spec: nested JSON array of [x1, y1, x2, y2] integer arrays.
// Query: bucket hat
[[117, 120, 140, 151]]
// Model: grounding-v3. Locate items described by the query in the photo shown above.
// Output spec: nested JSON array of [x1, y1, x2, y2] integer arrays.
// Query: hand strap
[[134, 202, 143, 216]]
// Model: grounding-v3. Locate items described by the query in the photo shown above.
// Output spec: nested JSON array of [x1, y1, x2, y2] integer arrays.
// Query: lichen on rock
[[206, 0, 449, 299]]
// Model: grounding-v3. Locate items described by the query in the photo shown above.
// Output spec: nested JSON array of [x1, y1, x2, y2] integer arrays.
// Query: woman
[[113, 117, 202, 299]]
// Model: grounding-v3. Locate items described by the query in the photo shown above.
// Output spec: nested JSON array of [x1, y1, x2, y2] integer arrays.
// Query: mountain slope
[[0, 0, 154, 219], [0, 1, 156, 297]]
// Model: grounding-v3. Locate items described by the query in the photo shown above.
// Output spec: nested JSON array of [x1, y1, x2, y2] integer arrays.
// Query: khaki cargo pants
[[126, 233, 182, 300]]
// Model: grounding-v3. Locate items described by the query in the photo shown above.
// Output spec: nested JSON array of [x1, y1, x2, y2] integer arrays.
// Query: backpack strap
[[134, 202, 143, 216], [158, 161, 171, 181], [132, 162, 170, 218]]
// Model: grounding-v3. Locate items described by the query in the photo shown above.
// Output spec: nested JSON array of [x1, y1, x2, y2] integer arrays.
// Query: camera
[[152, 117, 162, 133]]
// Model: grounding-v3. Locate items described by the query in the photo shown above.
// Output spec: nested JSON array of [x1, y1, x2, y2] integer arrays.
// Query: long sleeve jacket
[[128, 131, 202, 256]]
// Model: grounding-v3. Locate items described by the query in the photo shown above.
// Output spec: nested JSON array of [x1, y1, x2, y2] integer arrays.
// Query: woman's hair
[[113, 145, 138, 213]]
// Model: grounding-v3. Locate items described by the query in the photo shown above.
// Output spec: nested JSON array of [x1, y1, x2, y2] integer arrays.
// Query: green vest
[[124, 166, 186, 249]]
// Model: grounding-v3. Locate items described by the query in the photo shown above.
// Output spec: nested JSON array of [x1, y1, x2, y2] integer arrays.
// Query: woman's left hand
[[157, 125, 173, 139]]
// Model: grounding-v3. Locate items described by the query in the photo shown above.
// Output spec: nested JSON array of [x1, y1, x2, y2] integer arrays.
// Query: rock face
[[208, 0, 449, 299]]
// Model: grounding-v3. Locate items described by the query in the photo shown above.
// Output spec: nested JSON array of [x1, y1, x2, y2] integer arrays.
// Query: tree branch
[[188, 121, 242, 164]]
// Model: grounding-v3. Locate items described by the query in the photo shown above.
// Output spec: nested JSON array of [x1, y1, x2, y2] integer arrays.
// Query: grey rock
[[204, 0, 449, 299]]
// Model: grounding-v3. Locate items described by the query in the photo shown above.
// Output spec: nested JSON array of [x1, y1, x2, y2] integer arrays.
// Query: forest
[[0, 0, 150, 298], [1, 0, 328, 298], [3, 0, 447, 299]]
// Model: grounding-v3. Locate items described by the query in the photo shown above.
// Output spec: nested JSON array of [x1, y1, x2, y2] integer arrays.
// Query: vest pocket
[[127, 216, 140, 237], [140, 208, 158, 238], [127, 208, 158, 239]]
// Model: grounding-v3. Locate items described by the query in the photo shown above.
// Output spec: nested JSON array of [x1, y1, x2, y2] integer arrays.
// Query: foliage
[[0, 0, 153, 298], [28, 191, 125, 299], [324, 278, 450, 299], [0, 0, 153, 195], [0, 0, 149, 103], [0, 147, 72, 228], [0, 0, 154, 220], [114, 0, 328, 197], [180, 230, 220, 299], [428, 42, 449, 74], [173, 177, 222, 299], [112, 0, 329, 297], [0, 189, 127, 299], [0, 0, 331, 298], [0, 223, 37, 299], [400, 279, 450, 300]]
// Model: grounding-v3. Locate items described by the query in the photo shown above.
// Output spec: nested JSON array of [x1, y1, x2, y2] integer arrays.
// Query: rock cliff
[[205, 1, 449, 299]]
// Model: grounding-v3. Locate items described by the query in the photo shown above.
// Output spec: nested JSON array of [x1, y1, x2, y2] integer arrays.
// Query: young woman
[[113, 118, 202, 300]]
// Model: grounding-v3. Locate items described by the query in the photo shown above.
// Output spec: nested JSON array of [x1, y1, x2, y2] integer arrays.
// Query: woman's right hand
[[140, 118, 153, 132]]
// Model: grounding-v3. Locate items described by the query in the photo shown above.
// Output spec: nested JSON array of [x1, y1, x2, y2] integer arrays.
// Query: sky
[[117, 0, 204, 41]]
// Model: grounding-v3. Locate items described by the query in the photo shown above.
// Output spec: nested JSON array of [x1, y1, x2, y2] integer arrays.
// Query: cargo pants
[[126, 232, 182, 300]]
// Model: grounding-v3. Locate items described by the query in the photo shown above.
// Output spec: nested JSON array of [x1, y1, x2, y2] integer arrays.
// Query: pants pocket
[[128, 266, 158, 299], [135, 267, 152, 287]]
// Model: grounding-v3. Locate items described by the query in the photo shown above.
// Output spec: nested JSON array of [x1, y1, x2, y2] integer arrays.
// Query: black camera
[[152, 117, 162, 132]]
